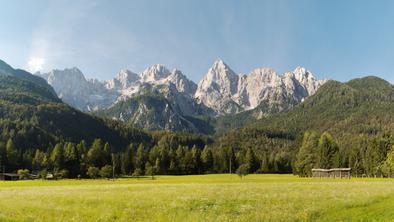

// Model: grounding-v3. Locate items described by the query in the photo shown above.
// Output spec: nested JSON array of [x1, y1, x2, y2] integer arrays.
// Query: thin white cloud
[[28, 0, 140, 78]]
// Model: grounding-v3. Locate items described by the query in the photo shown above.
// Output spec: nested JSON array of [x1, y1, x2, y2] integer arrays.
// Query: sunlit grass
[[0, 174, 393, 221]]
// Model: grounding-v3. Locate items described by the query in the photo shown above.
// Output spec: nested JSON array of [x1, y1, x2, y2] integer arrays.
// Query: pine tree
[[121, 145, 133, 175], [382, 145, 394, 177], [0, 142, 6, 172], [191, 145, 201, 174], [175, 145, 185, 173], [294, 131, 319, 177], [64, 143, 79, 177], [245, 148, 258, 173], [50, 143, 64, 170], [154, 158, 161, 175], [135, 144, 146, 173], [6, 139, 18, 167], [201, 146, 213, 173], [145, 162, 156, 179], [316, 132, 339, 169], [87, 139, 106, 167]]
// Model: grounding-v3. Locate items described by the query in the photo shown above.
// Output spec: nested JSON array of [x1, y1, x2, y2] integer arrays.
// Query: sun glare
[[28, 57, 45, 73]]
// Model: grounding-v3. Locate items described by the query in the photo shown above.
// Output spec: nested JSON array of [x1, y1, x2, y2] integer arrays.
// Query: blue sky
[[1, 0, 394, 83]]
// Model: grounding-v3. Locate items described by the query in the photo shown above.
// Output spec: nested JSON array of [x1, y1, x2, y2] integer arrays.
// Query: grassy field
[[0, 174, 394, 222]]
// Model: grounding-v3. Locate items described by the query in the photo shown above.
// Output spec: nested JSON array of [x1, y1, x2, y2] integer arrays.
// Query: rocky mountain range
[[37, 59, 326, 132], [195, 60, 325, 115]]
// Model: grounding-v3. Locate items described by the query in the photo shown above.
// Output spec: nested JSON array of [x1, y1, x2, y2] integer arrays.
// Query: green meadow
[[0, 174, 394, 222]]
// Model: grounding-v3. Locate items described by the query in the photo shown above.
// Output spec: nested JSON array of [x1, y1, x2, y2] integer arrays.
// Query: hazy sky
[[1, 0, 394, 82]]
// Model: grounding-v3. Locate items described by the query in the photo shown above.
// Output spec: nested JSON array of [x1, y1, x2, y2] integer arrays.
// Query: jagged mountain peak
[[116, 69, 138, 79], [45, 67, 87, 83], [249, 67, 279, 82], [292, 66, 316, 81], [195, 63, 326, 115], [169, 69, 184, 77], [140, 64, 171, 82], [208, 59, 237, 79], [165, 69, 197, 96], [212, 58, 227, 69], [105, 69, 139, 90], [199, 59, 238, 90], [195, 59, 240, 114]]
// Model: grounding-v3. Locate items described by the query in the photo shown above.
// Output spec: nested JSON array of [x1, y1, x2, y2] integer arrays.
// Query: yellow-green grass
[[0, 174, 394, 222]]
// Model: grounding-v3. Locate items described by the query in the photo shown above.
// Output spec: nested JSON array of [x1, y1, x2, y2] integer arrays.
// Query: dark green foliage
[[50, 143, 64, 170], [236, 164, 250, 179], [201, 146, 214, 173], [316, 132, 339, 169], [100, 165, 113, 179], [294, 132, 318, 177], [17, 169, 30, 179], [0, 59, 57, 97], [132, 168, 142, 178], [217, 76, 394, 176], [87, 167, 100, 179], [382, 146, 394, 177]]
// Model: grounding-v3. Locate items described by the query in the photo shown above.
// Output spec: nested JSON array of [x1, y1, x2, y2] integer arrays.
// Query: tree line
[[0, 131, 275, 178], [3, 128, 394, 179], [294, 131, 394, 177]]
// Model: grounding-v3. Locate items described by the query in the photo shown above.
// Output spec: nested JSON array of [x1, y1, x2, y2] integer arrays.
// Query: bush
[[100, 165, 113, 179], [39, 169, 48, 179], [132, 168, 142, 179], [236, 164, 250, 180], [55, 169, 69, 179], [17, 169, 30, 179], [87, 167, 100, 179]]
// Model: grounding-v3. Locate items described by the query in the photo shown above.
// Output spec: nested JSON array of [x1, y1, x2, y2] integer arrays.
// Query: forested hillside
[[0, 60, 147, 173], [214, 77, 394, 176], [0, 60, 218, 177]]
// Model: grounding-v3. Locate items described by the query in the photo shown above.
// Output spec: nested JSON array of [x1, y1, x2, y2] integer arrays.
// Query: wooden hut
[[312, 168, 351, 178], [0, 173, 20, 181]]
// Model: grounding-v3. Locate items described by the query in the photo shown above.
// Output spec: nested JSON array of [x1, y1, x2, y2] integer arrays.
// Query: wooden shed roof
[[312, 168, 351, 172]]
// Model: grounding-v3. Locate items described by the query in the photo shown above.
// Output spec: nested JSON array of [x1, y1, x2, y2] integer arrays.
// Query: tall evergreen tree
[[50, 143, 64, 170], [191, 145, 201, 174], [294, 131, 319, 177], [201, 146, 213, 173], [121, 145, 133, 175], [64, 143, 79, 177], [245, 148, 258, 173], [87, 139, 106, 167], [6, 139, 18, 168], [383, 145, 394, 177], [316, 132, 339, 169], [135, 144, 146, 172], [0, 142, 7, 172]]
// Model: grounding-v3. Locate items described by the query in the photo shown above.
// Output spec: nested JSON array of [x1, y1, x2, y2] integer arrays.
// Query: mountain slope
[[94, 84, 214, 133], [253, 76, 394, 136], [0, 60, 57, 97], [221, 76, 394, 155], [0, 60, 149, 151], [214, 76, 394, 173]]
